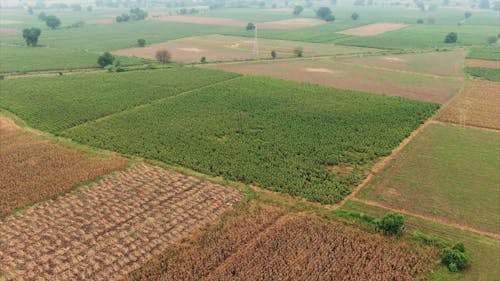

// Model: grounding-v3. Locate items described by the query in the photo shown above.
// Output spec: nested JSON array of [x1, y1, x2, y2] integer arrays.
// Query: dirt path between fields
[[351, 198, 500, 240]]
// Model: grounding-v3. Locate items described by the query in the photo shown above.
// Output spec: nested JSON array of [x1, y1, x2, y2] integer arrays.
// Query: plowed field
[[0, 163, 242, 280]]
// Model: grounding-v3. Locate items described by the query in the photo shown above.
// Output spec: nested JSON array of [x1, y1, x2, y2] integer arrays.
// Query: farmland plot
[[436, 81, 500, 130], [360, 123, 500, 234], [128, 203, 438, 281], [0, 163, 242, 280], [208, 59, 462, 103], [337, 23, 408, 36], [113, 35, 374, 63], [465, 59, 500, 69], [0, 68, 239, 133], [64, 76, 438, 204], [0, 117, 127, 217], [336, 50, 466, 77]]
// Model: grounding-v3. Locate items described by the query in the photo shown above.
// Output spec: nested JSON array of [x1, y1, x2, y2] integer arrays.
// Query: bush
[[444, 32, 458, 43], [376, 212, 405, 236], [246, 22, 256, 31], [351, 12, 359, 20], [293, 5, 303, 15], [22, 27, 42, 46], [271, 50, 277, 59], [441, 245, 470, 272], [97, 52, 115, 67], [486, 36, 498, 45], [45, 15, 61, 29], [156, 50, 171, 64], [316, 7, 333, 21], [294, 47, 303, 57], [200, 56, 207, 63], [137, 38, 146, 47], [416, 19, 424, 24]]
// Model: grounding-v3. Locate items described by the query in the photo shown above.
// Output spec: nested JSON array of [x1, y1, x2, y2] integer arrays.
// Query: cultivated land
[[127, 202, 438, 281], [0, 117, 127, 217], [63, 75, 438, 204], [336, 50, 466, 77], [360, 123, 500, 234], [464, 59, 500, 69], [0, 68, 239, 132], [341, 200, 500, 281], [208, 58, 463, 103], [113, 34, 374, 63], [466, 46, 500, 61], [465, 67, 500, 82], [0, 163, 242, 280], [436, 81, 500, 130], [337, 23, 408, 36]]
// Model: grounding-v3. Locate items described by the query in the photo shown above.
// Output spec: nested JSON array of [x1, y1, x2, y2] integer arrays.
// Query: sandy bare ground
[[0, 27, 19, 33], [208, 59, 462, 103], [465, 59, 500, 69], [113, 35, 372, 63], [337, 23, 408, 36], [436, 81, 500, 130], [0, 117, 128, 217], [0, 163, 242, 280], [152, 15, 324, 30], [0, 20, 22, 25]]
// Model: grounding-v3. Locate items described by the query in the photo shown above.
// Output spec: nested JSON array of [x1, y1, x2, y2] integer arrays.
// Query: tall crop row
[[66, 75, 439, 204]]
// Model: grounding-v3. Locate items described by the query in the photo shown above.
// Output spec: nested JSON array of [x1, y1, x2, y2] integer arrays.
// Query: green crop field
[[61, 74, 438, 204], [336, 25, 499, 49], [467, 46, 500, 61], [340, 200, 500, 281], [360, 123, 500, 234], [465, 67, 500, 81], [0, 44, 146, 73], [0, 67, 239, 132]]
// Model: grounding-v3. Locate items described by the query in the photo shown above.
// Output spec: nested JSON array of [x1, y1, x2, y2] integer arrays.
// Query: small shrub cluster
[[441, 242, 471, 272]]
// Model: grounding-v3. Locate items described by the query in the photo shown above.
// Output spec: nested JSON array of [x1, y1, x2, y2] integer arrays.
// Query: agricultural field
[[0, 116, 127, 217], [113, 34, 375, 63], [128, 201, 438, 281], [208, 58, 463, 103], [464, 59, 500, 69], [340, 200, 500, 281], [0, 163, 242, 280], [337, 23, 408, 36], [336, 50, 466, 77], [63, 75, 438, 204], [360, 123, 500, 234], [0, 67, 239, 132], [0, 44, 145, 73], [466, 46, 500, 61], [465, 67, 500, 82], [436, 81, 500, 130]]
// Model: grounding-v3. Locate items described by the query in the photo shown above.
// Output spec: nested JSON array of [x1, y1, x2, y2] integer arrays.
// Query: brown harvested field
[[0, 163, 242, 280], [0, 20, 22, 25], [436, 81, 500, 130], [127, 203, 438, 281], [0, 117, 127, 217], [337, 50, 466, 77], [113, 35, 374, 63], [465, 59, 500, 69], [337, 23, 408, 36], [0, 27, 19, 33], [152, 15, 324, 30], [207, 59, 463, 103]]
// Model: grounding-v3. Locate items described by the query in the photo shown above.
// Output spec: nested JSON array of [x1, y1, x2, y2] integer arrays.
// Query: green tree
[[116, 14, 131, 22], [316, 7, 335, 21], [441, 243, 470, 272], [22, 28, 42, 46], [97, 52, 115, 67], [246, 22, 256, 31], [38, 12, 47, 21], [45, 15, 61, 29], [28, 7, 34, 15], [351, 12, 359, 20], [271, 50, 277, 59], [444, 32, 458, 43], [137, 38, 146, 47], [130, 8, 148, 20], [416, 18, 424, 24], [376, 212, 405, 236], [486, 36, 498, 44], [293, 5, 303, 15], [464, 11, 472, 18], [200, 56, 207, 63]]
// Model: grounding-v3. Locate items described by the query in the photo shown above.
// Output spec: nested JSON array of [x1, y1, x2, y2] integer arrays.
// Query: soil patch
[[0, 27, 19, 33], [337, 23, 408, 36], [465, 59, 500, 69]]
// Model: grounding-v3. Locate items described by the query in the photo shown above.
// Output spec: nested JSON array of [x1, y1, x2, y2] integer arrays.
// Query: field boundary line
[[62, 75, 244, 133], [430, 120, 500, 133], [350, 198, 500, 240]]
